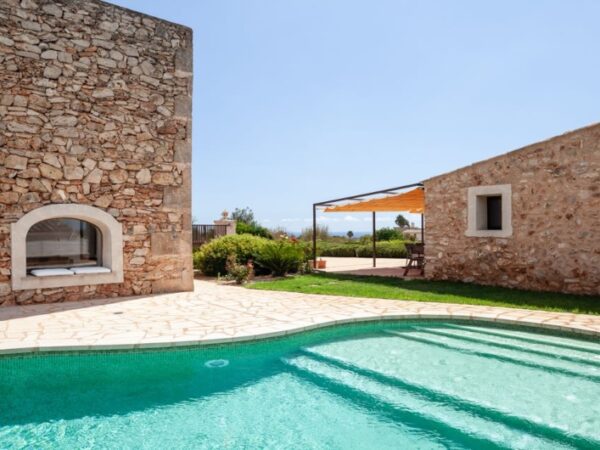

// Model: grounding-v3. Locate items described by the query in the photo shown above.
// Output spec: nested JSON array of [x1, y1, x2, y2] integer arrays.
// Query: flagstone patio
[[0, 280, 598, 355]]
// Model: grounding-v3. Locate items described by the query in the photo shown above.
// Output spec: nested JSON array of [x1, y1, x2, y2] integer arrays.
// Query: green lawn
[[248, 273, 600, 315]]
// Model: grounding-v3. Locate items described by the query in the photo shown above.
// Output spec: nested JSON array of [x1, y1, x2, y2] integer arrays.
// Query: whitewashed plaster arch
[[11, 204, 124, 290]]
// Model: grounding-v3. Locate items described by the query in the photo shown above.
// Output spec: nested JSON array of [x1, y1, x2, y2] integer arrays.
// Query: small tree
[[231, 207, 255, 225], [376, 227, 402, 241], [236, 221, 271, 239], [346, 230, 354, 240], [299, 224, 330, 241], [395, 214, 410, 228]]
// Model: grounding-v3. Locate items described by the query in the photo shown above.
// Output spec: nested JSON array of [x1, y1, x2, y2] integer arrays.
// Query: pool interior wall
[[1, 320, 599, 449]]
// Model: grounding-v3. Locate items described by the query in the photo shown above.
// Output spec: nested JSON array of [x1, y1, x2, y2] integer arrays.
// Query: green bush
[[306, 239, 409, 259], [376, 227, 403, 241], [356, 240, 407, 258], [195, 234, 269, 276], [320, 245, 357, 257], [236, 221, 272, 239], [312, 240, 353, 256], [193, 249, 203, 271], [255, 240, 305, 276], [358, 234, 373, 244]]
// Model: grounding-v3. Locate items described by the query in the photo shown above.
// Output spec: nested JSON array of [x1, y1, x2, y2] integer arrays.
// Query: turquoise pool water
[[1, 321, 599, 449]]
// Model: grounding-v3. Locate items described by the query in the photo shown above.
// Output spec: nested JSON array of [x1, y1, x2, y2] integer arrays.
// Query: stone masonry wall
[[0, 0, 193, 305], [424, 123, 600, 295]]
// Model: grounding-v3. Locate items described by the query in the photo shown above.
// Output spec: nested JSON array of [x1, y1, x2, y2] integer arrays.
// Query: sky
[[113, 0, 600, 232]]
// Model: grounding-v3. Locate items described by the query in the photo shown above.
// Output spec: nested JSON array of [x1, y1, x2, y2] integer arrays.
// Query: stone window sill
[[465, 229, 512, 238], [14, 271, 123, 291]]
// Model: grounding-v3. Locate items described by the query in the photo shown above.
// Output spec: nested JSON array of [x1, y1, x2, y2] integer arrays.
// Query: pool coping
[[1, 280, 599, 355], [1, 313, 599, 356]]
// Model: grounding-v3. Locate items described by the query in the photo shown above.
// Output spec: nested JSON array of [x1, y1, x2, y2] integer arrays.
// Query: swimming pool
[[1, 320, 599, 449]]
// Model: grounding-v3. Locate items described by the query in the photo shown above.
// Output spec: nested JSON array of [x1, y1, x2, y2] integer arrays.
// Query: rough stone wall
[[424, 123, 600, 295], [0, 0, 193, 305]]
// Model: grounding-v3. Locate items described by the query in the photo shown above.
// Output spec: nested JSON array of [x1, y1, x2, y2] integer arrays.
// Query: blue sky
[[113, 0, 600, 232]]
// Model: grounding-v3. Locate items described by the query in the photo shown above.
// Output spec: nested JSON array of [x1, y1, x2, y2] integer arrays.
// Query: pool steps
[[283, 353, 575, 449]]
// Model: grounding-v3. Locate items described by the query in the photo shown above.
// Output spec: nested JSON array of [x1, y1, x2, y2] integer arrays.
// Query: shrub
[[313, 240, 351, 255], [320, 245, 357, 257], [376, 227, 403, 241], [225, 255, 252, 284], [356, 240, 407, 258], [193, 249, 203, 271], [358, 234, 373, 244], [195, 234, 269, 276], [236, 221, 272, 239], [255, 240, 305, 276]]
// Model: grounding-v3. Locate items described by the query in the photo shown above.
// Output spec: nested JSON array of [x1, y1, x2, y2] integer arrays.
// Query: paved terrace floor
[[0, 280, 599, 355], [320, 257, 414, 277]]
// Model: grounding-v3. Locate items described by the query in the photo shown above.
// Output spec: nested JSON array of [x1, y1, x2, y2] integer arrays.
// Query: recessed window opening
[[12, 204, 124, 290], [486, 195, 502, 230], [467, 184, 512, 238], [26, 218, 101, 271], [475, 195, 503, 231]]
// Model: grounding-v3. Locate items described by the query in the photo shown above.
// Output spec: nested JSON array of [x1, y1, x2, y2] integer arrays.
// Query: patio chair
[[403, 243, 425, 276]]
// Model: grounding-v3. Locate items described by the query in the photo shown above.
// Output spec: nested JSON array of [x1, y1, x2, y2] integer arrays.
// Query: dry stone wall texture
[[0, 0, 193, 305], [424, 124, 600, 295]]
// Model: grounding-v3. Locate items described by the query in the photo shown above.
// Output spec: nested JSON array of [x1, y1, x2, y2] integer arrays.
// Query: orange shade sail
[[324, 187, 424, 214]]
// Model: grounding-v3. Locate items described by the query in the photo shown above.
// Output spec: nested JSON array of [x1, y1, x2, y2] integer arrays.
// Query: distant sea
[[287, 231, 372, 238]]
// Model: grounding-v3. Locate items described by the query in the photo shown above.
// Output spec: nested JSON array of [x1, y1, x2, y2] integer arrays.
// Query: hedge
[[355, 240, 407, 258], [317, 240, 407, 258], [320, 245, 357, 257]]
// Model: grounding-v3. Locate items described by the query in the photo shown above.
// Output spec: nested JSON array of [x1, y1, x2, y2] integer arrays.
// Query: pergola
[[312, 183, 425, 267]]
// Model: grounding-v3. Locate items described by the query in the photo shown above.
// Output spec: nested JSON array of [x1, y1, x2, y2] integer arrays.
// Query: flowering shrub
[[225, 255, 252, 284]]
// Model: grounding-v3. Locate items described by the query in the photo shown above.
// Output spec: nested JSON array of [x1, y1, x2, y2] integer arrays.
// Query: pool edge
[[2, 312, 598, 356]]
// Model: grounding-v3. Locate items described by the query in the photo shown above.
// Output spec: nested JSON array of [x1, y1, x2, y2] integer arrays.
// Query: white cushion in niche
[[69, 266, 111, 275], [30, 268, 75, 277]]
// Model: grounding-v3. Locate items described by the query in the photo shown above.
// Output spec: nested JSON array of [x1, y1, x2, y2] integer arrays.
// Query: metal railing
[[192, 224, 228, 248]]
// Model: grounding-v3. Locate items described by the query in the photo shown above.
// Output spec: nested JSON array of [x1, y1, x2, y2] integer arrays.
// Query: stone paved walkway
[[0, 280, 599, 354], [320, 257, 409, 277]]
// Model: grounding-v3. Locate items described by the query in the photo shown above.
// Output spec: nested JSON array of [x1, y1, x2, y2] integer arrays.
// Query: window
[[466, 184, 512, 237], [11, 204, 124, 290], [26, 219, 101, 270], [474, 195, 502, 231], [485, 196, 502, 230]]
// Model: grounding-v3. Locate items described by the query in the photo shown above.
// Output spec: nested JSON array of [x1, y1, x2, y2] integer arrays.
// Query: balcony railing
[[192, 224, 228, 248]]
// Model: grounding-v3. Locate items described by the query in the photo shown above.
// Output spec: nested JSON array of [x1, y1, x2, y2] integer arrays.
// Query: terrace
[[1, 279, 599, 355]]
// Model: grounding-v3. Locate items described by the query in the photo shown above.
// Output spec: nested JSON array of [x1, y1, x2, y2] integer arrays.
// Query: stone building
[[424, 123, 600, 295], [0, 0, 193, 305]]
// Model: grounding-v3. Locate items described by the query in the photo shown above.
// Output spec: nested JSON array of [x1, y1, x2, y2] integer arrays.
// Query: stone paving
[[0, 280, 599, 355], [320, 257, 412, 277]]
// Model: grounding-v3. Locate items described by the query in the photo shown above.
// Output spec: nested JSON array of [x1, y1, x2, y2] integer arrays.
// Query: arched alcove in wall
[[11, 204, 124, 290]]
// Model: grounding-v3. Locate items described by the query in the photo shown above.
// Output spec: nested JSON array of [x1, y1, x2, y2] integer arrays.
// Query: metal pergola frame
[[312, 182, 424, 268]]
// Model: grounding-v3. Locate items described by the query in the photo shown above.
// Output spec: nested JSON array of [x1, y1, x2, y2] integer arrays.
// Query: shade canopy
[[324, 187, 424, 213]]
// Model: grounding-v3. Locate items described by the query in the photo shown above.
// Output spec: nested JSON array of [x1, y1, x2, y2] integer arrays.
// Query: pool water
[[1, 321, 599, 449]]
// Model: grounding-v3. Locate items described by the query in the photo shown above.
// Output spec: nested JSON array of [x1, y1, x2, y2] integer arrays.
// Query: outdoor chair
[[403, 243, 425, 276]]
